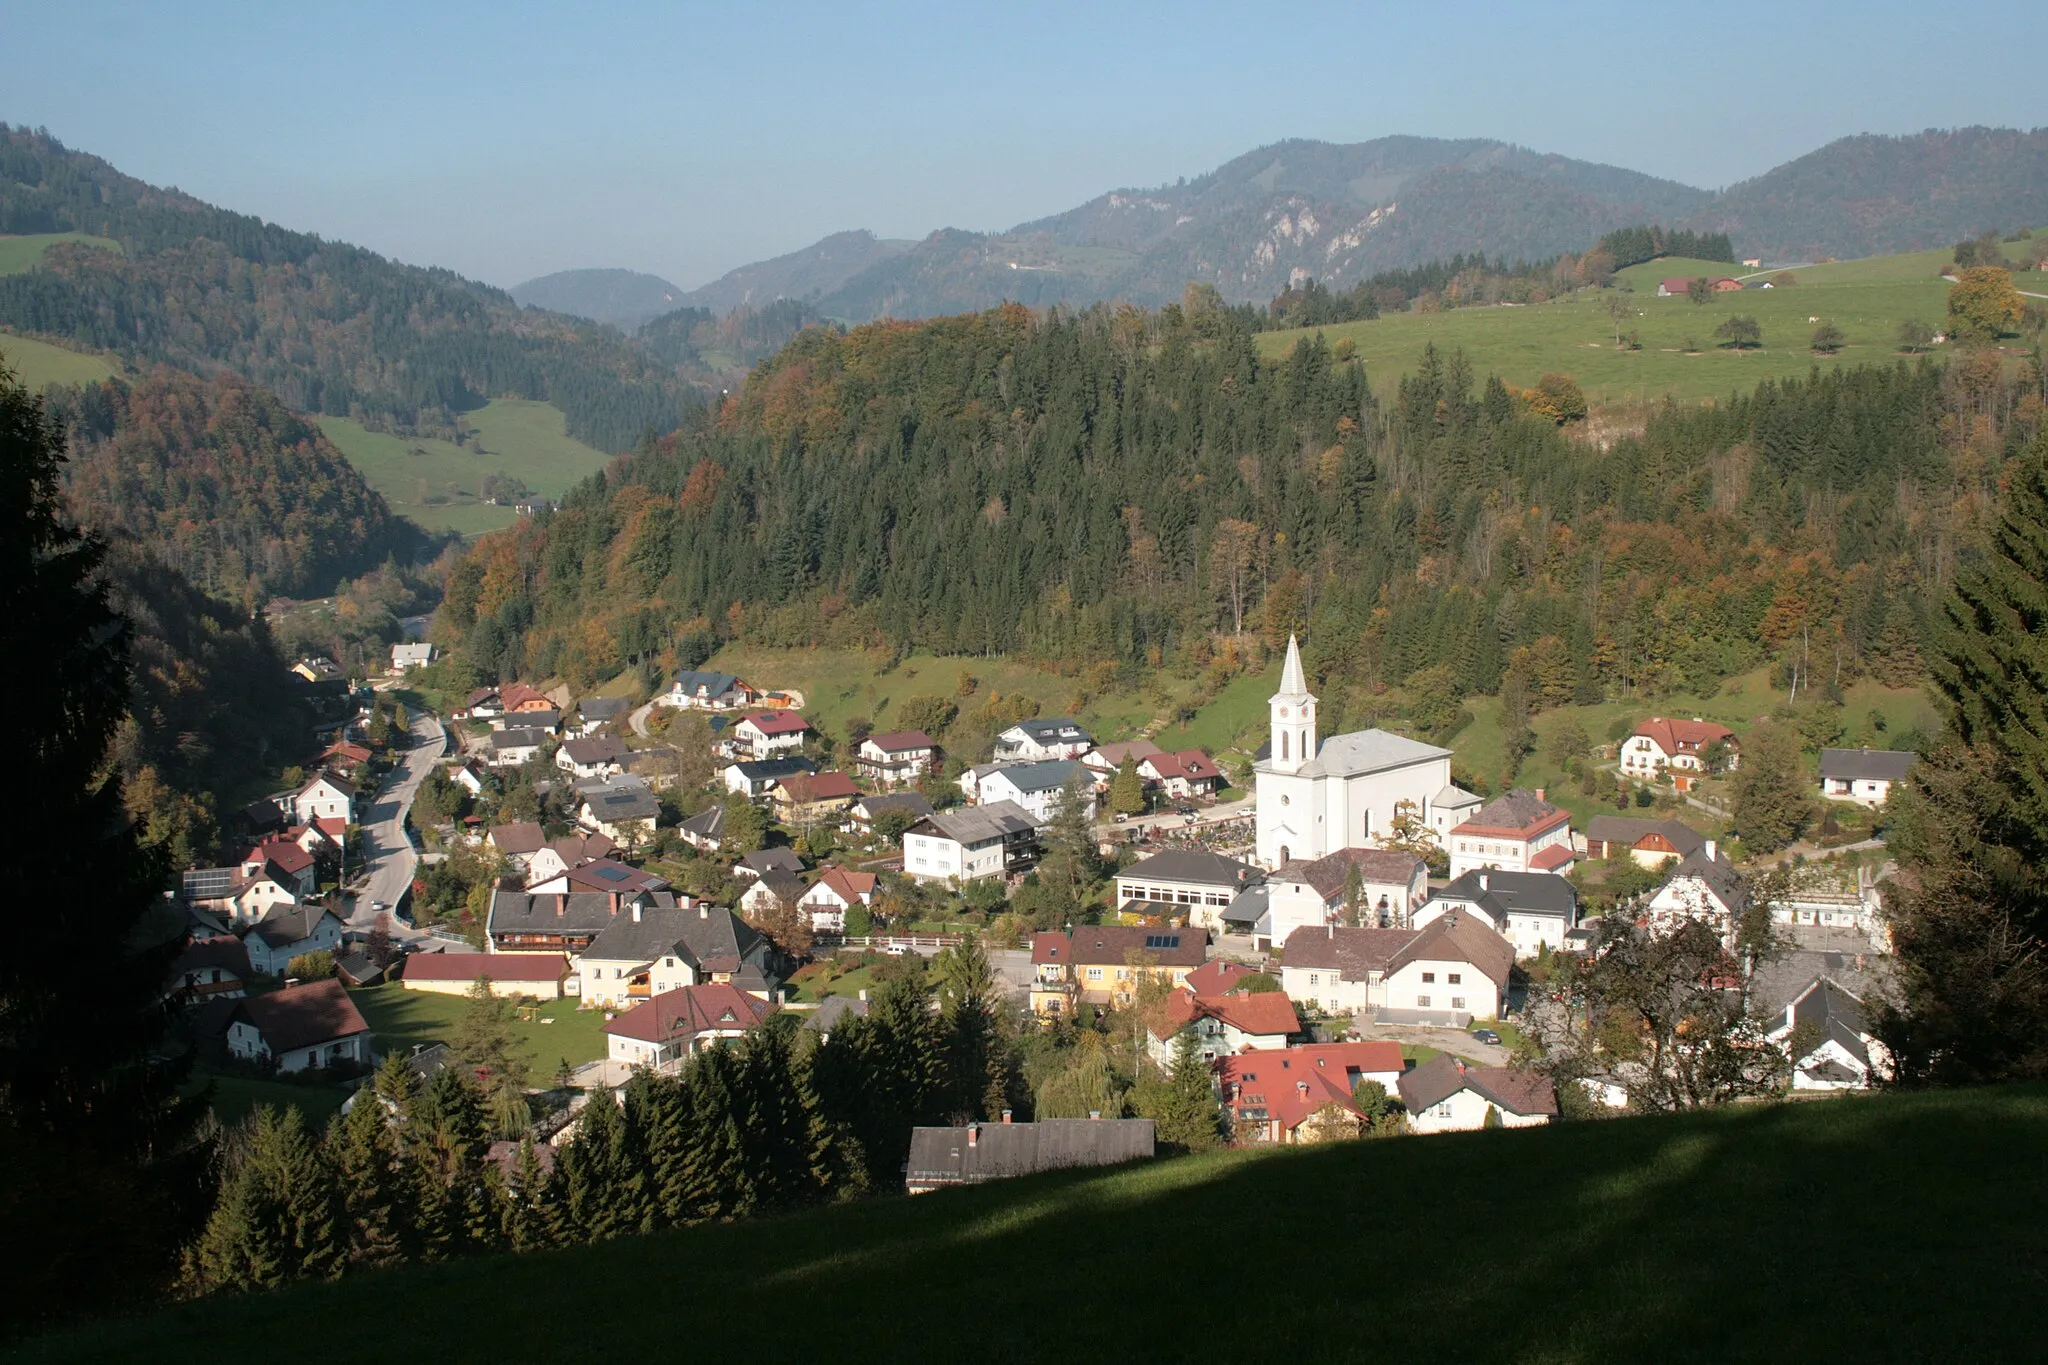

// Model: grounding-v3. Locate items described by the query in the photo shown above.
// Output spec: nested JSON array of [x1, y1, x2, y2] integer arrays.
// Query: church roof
[[1298, 729, 1452, 779], [1276, 633, 1310, 697]]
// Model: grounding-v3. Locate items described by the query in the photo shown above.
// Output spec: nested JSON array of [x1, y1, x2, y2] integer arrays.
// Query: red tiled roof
[[1632, 717, 1737, 755], [1151, 987, 1300, 1042], [1184, 960, 1254, 995], [247, 839, 313, 876], [740, 709, 811, 736], [400, 952, 567, 983], [500, 683, 551, 711], [604, 982, 773, 1044], [1067, 925, 1208, 968], [865, 729, 935, 753], [1217, 1041, 1405, 1135], [313, 817, 347, 840], [1031, 931, 1069, 966], [812, 867, 878, 904], [1144, 748, 1223, 782], [778, 771, 859, 803], [322, 740, 371, 764], [1530, 842, 1578, 871], [234, 980, 369, 1055]]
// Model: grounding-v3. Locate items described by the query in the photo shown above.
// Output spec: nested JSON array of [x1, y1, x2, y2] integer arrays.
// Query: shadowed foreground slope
[[23, 1086, 2048, 1363]]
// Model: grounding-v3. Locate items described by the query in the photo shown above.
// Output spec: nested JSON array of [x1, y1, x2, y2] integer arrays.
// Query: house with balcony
[[574, 902, 770, 1011], [1622, 717, 1739, 792], [1217, 1041, 1407, 1144], [855, 730, 938, 786], [224, 979, 372, 1074], [730, 710, 811, 760], [603, 983, 775, 1071], [993, 718, 1094, 762], [902, 801, 1039, 884], [1114, 849, 1261, 930]]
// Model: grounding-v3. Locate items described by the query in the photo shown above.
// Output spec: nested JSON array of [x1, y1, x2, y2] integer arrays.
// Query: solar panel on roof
[[1142, 933, 1180, 950]]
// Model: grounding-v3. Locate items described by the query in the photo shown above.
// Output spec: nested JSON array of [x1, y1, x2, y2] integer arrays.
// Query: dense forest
[[437, 299, 2046, 729], [636, 298, 826, 373], [0, 127, 701, 451], [52, 370, 420, 603]]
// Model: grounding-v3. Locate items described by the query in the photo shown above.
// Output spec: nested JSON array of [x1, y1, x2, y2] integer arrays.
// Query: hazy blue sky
[[6, 0, 2044, 290]]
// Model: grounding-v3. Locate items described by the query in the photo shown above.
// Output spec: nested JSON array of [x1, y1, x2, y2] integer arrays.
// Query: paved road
[[629, 700, 657, 738], [348, 709, 445, 935], [1097, 793, 1255, 842]]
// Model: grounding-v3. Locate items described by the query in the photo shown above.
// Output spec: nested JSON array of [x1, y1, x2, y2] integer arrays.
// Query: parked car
[[1472, 1028, 1502, 1045]]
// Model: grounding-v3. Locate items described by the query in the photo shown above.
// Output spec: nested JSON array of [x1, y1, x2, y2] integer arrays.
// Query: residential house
[[576, 696, 630, 734], [399, 951, 569, 998], [574, 903, 770, 1011], [663, 670, 757, 711], [1447, 788, 1575, 878], [488, 821, 548, 871], [526, 859, 669, 900], [1261, 848, 1430, 944], [603, 983, 776, 1071], [1145, 987, 1299, 1067], [1139, 749, 1225, 800], [168, 937, 253, 1004], [524, 832, 620, 886], [493, 708, 559, 735], [1114, 849, 1261, 930], [845, 790, 935, 836], [1377, 910, 1515, 1025], [1655, 275, 1741, 296], [1761, 977, 1884, 1091], [1642, 842, 1747, 943], [676, 804, 727, 852], [241, 839, 317, 900], [1029, 932, 1078, 1016], [1397, 1053, 1558, 1133], [730, 710, 811, 760], [738, 872, 807, 923], [292, 655, 348, 686], [498, 682, 556, 715], [391, 642, 435, 670], [905, 1117, 1154, 1194], [1054, 925, 1209, 1008], [1582, 815, 1706, 867], [225, 979, 372, 1074], [734, 847, 806, 881], [293, 772, 355, 824], [577, 776, 661, 843], [464, 686, 503, 719], [993, 718, 1095, 762], [1184, 959, 1257, 996], [450, 759, 488, 797], [1081, 740, 1165, 784], [242, 903, 345, 976], [1819, 748, 1915, 806], [723, 755, 818, 798], [318, 738, 372, 777], [180, 864, 297, 926], [902, 801, 1039, 884], [1415, 869, 1581, 958], [486, 888, 673, 956], [1217, 1041, 1406, 1144], [556, 735, 629, 779], [770, 771, 862, 827], [797, 867, 878, 934], [855, 730, 938, 786], [974, 759, 1093, 824], [486, 727, 549, 768], [1279, 925, 1421, 1014], [1623, 717, 1739, 791]]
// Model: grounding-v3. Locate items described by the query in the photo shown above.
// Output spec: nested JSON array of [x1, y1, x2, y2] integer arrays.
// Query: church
[[1254, 636, 1479, 868]]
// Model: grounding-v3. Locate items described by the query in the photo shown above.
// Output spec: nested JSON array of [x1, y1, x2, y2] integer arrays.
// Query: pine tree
[[328, 1095, 406, 1267], [2, 361, 212, 1333], [500, 1139, 557, 1253], [1732, 721, 1811, 853], [404, 1069, 489, 1259], [190, 1107, 340, 1293], [1141, 1034, 1222, 1152], [1109, 756, 1146, 816]]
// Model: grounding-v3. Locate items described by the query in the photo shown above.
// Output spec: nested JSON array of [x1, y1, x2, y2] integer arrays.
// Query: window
[[1308, 973, 1320, 986], [1451, 997, 1465, 1010], [1448, 973, 1462, 985], [1433, 1101, 1454, 1118], [1421, 972, 1435, 983], [1086, 967, 1102, 981]]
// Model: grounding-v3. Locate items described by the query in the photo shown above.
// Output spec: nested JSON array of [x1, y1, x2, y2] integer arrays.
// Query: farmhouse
[[1622, 717, 1738, 791], [224, 979, 372, 1074], [1818, 748, 1916, 806], [1254, 636, 1459, 867], [1446, 788, 1575, 878], [1582, 815, 1706, 867]]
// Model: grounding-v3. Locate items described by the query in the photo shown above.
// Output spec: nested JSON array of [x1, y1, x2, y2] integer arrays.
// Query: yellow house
[[1032, 925, 1209, 1011]]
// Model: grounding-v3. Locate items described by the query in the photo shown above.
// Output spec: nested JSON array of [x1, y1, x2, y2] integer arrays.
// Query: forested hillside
[[52, 370, 420, 602], [438, 301, 2043, 726], [0, 127, 700, 450], [508, 267, 685, 330]]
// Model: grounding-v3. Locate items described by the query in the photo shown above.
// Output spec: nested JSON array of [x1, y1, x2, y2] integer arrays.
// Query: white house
[[556, 735, 629, 779], [974, 759, 1093, 824], [854, 730, 938, 787], [574, 903, 769, 1012], [1278, 911, 1514, 1025], [242, 904, 345, 976], [993, 718, 1095, 762], [391, 642, 435, 670], [486, 727, 549, 768], [902, 800, 1038, 884], [1113, 849, 1260, 930], [1397, 1054, 1557, 1133], [1416, 868, 1581, 959], [1254, 636, 1458, 868], [603, 983, 775, 1071], [487, 821, 547, 872], [1622, 717, 1739, 792], [797, 867, 878, 934], [1262, 847, 1430, 942], [224, 980, 372, 1073], [450, 759, 488, 796], [1760, 977, 1886, 1091], [722, 756, 817, 798], [292, 772, 355, 825], [577, 776, 661, 843], [1818, 748, 1915, 806], [1143, 988, 1299, 1067], [1446, 788, 1575, 878], [1643, 843, 1747, 944], [730, 710, 811, 760], [663, 670, 756, 711]]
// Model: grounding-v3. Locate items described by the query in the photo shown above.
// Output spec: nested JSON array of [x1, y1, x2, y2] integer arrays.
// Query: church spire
[[1279, 633, 1307, 697], [1268, 634, 1317, 774]]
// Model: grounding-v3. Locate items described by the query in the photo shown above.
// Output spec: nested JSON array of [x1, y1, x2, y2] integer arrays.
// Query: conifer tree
[[404, 1070, 489, 1259], [1140, 1034, 1222, 1153], [328, 1094, 406, 1267], [500, 1139, 557, 1253], [1109, 756, 1146, 816], [190, 1108, 340, 1292]]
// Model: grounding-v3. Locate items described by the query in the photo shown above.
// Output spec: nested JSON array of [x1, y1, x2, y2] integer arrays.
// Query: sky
[[6, 0, 2045, 291]]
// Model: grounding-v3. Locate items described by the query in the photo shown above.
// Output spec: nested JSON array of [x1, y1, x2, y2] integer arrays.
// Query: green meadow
[[0, 230, 122, 275], [0, 332, 118, 389]]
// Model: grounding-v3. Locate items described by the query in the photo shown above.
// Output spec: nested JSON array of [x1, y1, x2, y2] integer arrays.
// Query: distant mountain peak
[[509, 267, 686, 330]]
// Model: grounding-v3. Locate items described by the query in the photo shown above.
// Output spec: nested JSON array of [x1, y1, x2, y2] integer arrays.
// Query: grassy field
[[1256, 234, 2048, 407], [348, 983, 611, 1078], [0, 231, 122, 275], [32, 1084, 2048, 1363], [191, 1068, 350, 1129], [0, 332, 118, 389], [317, 399, 613, 536], [699, 645, 1186, 746]]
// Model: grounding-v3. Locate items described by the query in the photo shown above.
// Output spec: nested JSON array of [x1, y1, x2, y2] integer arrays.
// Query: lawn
[[1151, 670, 1275, 761], [32, 1084, 2048, 1363], [0, 332, 118, 389], [0, 231, 122, 275], [317, 399, 613, 537], [348, 983, 612, 1079], [189, 1068, 349, 1129]]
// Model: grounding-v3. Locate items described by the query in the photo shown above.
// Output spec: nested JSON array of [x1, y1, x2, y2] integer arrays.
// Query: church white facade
[[1254, 636, 1465, 869]]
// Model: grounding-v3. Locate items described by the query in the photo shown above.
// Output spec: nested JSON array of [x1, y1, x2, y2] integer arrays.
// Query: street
[[348, 709, 446, 937]]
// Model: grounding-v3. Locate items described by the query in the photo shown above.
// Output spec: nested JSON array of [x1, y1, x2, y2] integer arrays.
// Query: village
[[157, 631, 1915, 1185]]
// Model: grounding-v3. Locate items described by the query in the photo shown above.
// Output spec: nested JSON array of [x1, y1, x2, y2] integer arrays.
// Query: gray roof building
[[579, 903, 761, 976], [488, 888, 675, 949], [1818, 748, 1917, 783], [1296, 728, 1453, 780], [913, 800, 1039, 845], [736, 847, 805, 878], [905, 1118, 1155, 1193], [986, 758, 1088, 794], [1427, 868, 1580, 924], [1119, 849, 1261, 888], [1583, 815, 1706, 860]]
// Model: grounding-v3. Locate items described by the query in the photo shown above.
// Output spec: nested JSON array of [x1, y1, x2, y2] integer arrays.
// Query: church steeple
[[1269, 634, 1317, 774]]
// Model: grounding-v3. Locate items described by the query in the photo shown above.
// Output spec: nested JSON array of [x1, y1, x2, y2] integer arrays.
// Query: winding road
[[348, 709, 445, 936]]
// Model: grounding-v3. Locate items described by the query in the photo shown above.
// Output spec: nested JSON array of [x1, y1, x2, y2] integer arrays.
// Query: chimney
[[631, 902, 642, 923], [699, 905, 708, 919], [1327, 923, 1335, 939], [1536, 788, 1546, 803], [1000, 1108, 1013, 1123], [1705, 839, 1718, 862], [1478, 872, 1489, 891], [966, 1124, 978, 1147], [858, 988, 869, 1002], [1087, 1109, 1102, 1121]]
